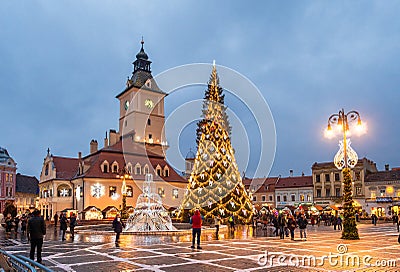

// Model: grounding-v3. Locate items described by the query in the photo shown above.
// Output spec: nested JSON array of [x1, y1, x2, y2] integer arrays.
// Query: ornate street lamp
[[116, 165, 133, 219], [325, 109, 366, 240]]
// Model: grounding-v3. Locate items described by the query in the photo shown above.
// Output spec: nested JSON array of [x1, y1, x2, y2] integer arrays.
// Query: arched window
[[101, 160, 109, 173], [111, 161, 119, 173], [143, 164, 149, 175], [127, 162, 133, 174], [155, 165, 162, 176], [164, 166, 169, 177], [45, 164, 49, 176], [135, 163, 141, 175]]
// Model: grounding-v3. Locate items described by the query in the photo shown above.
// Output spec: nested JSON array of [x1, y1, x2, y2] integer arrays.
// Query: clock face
[[145, 99, 154, 109], [124, 100, 130, 110]]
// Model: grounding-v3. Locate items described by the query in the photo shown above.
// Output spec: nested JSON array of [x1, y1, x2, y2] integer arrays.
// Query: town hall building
[[38, 40, 187, 220]]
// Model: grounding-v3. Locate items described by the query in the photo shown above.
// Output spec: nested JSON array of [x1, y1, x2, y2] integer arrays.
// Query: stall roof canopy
[[313, 205, 324, 211], [82, 206, 101, 212]]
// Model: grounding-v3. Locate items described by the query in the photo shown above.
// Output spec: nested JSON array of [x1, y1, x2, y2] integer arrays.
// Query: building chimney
[[385, 164, 390, 171], [90, 139, 98, 154], [104, 131, 108, 148], [109, 129, 119, 146], [78, 152, 82, 160], [290, 169, 293, 177]]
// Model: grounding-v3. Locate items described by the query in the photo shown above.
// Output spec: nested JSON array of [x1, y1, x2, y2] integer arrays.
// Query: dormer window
[[101, 160, 109, 173], [156, 165, 162, 176], [164, 166, 169, 177], [143, 164, 149, 175], [145, 79, 151, 88], [135, 163, 141, 175], [111, 161, 119, 173]]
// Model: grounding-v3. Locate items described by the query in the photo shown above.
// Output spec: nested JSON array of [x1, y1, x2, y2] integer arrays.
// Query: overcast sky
[[1, 1, 399, 178]]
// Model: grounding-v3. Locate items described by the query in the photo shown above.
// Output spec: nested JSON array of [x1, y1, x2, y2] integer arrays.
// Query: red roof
[[243, 177, 278, 193], [52, 156, 79, 180], [275, 175, 313, 188], [79, 141, 186, 183]]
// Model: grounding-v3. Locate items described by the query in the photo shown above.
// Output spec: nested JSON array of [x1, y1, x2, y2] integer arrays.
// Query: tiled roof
[[79, 141, 186, 183], [365, 170, 400, 182], [243, 177, 278, 193], [275, 176, 313, 188], [16, 173, 39, 194], [312, 157, 375, 169], [52, 156, 79, 180]]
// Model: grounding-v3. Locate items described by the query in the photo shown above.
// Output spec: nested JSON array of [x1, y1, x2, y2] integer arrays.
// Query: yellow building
[[38, 41, 187, 220]]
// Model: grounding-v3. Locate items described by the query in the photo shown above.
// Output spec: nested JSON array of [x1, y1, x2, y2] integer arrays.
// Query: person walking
[[59, 213, 68, 241], [371, 214, 378, 226], [27, 209, 46, 264], [69, 213, 77, 239], [14, 215, 20, 234], [287, 215, 297, 240], [21, 214, 28, 235], [53, 212, 59, 230], [5, 214, 13, 233], [333, 216, 338, 230], [277, 213, 286, 239], [190, 209, 202, 249], [297, 214, 308, 241], [214, 215, 221, 240], [228, 215, 235, 231], [337, 216, 343, 230], [112, 214, 125, 245]]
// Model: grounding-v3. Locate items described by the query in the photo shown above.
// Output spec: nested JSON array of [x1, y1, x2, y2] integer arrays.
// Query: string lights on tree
[[178, 62, 253, 223]]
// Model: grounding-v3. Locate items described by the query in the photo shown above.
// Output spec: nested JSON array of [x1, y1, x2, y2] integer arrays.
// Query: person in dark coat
[[21, 214, 28, 235], [69, 213, 77, 239], [297, 214, 308, 240], [27, 209, 46, 264], [371, 214, 378, 226], [5, 214, 13, 233], [277, 213, 286, 239], [112, 214, 125, 245], [190, 209, 202, 249], [14, 215, 20, 234], [287, 215, 297, 240], [59, 213, 68, 241], [53, 212, 59, 230]]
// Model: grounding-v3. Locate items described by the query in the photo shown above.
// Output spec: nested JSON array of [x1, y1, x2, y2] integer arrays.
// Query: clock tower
[[116, 39, 167, 156]]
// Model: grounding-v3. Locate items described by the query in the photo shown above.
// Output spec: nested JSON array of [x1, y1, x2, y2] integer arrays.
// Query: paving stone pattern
[[1, 223, 399, 271]]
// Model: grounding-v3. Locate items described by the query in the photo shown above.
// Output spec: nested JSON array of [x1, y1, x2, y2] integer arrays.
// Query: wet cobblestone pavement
[[1, 223, 399, 271]]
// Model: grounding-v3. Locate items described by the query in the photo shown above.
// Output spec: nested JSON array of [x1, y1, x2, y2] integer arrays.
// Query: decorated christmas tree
[[178, 64, 253, 223], [341, 168, 359, 239]]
